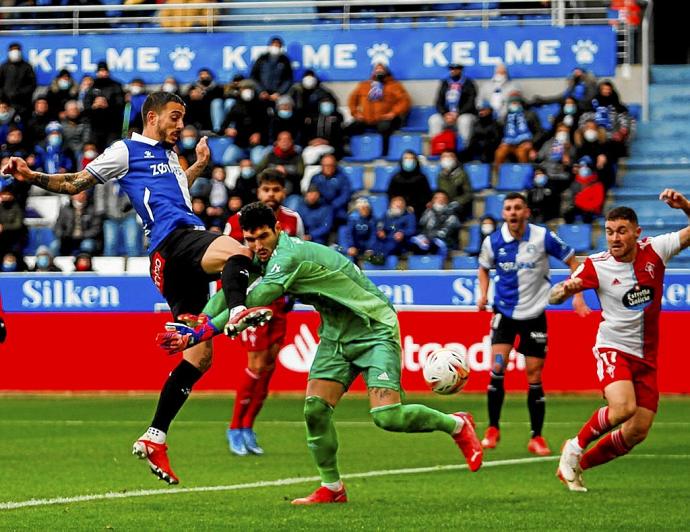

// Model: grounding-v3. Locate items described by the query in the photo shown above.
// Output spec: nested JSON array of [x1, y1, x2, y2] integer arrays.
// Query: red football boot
[[132, 439, 180, 485], [528, 435, 552, 456], [452, 412, 483, 472], [481, 426, 500, 449], [291, 485, 348, 505]]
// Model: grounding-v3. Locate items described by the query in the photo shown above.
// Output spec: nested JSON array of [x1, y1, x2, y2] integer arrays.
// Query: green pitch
[[0, 393, 688, 529]]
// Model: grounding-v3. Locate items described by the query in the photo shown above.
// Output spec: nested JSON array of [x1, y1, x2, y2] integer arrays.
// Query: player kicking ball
[[550, 189, 690, 492], [159, 202, 483, 503]]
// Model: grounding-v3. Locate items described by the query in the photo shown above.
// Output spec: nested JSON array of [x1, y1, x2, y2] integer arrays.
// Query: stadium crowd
[[0, 37, 635, 272]]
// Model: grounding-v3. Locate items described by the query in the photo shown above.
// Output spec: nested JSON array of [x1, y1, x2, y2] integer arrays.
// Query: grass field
[[0, 393, 688, 530]]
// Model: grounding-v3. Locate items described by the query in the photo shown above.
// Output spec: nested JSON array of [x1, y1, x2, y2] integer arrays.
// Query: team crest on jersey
[[144, 150, 155, 159], [498, 248, 507, 256], [645, 262, 656, 279], [622, 284, 653, 309], [526, 244, 537, 255]]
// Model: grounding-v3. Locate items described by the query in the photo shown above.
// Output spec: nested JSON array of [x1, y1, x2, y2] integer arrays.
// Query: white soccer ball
[[423, 348, 470, 395]]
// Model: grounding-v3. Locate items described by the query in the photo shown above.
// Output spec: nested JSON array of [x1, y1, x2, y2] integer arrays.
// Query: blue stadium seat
[[451, 255, 479, 269], [408, 255, 444, 270], [465, 162, 491, 191], [557, 224, 593, 253], [483, 193, 506, 220], [362, 255, 400, 270], [422, 164, 440, 189], [368, 194, 389, 219], [24, 227, 56, 255], [386, 134, 423, 161], [627, 103, 642, 122], [464, 224, 482, 254], [346, 134, 383, 162], [402, 106, 435, 132], [372, 165, 397, 193], [496, 163, 534, 191], [207, 137, 233, 166], [341, 165, 364, 192]]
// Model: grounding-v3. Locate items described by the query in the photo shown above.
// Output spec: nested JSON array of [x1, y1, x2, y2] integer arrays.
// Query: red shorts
[[592, 347, 659, 412], [239, 307, 288, 351]]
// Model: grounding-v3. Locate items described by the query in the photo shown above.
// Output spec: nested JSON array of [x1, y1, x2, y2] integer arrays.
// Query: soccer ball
[[423, 349, 470, 395]]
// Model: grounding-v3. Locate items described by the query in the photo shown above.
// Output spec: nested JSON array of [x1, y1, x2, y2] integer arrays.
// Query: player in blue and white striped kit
[[476, 192, 590, 455], [1, 92, 271, 485]]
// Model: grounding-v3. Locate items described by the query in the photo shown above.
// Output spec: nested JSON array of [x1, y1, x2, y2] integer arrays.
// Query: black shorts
[[490, 311, 548, 358], [149, 227, 222, 320]]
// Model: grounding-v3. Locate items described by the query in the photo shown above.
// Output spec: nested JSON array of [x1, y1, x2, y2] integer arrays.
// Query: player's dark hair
[[239, 202, 277, 232], [504, 192, 527, 204], [257, 168, 285, 188], [141, 91, 185, 122], [606, 206, 638, 225]]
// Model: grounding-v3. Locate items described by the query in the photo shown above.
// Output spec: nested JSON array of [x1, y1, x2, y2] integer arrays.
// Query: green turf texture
[[0, 393, 688, 530]]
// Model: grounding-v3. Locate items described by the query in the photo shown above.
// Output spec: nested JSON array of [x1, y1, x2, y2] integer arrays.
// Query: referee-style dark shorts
[[149, 227, 222, 320], [490, 311, 548, 358]]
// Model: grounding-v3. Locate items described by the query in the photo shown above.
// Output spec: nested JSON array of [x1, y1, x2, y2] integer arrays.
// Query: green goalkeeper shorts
[[308, 323, 402, 391]]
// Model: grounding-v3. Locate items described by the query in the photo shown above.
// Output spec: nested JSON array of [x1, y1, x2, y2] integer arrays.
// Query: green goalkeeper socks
[[303, 396, 340, 484], [370, 403, 457, 434]]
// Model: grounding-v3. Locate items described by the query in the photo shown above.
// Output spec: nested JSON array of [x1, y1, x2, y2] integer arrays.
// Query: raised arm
[[659, 188, 690, 250], [1, 156, 96, 194], [564, 255, 591, 317], [184, 136, 210, 187]]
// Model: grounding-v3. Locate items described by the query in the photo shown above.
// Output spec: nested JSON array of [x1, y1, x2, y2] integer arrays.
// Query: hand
[[377, 230, 386, 239], [347, 247, 358, 257], [195, 135, 210, 165], [572, 293, 592, 317], [381, 112, 396, 121], [477, 295, 488, 311], [0, 157, 33, 182], [249, 132, 261, 145], [393, 231, 404, 242], [549, 278, 583, 305], [225, 128, 238, 137], [274, 165, 286, 174], [353, 112, 364, 121], [270, 93, 280, 101], [596, 154, 607, 168], [659, 188, 690, 211], [444, 112, 458, 121], [259, 91, 270, 100]]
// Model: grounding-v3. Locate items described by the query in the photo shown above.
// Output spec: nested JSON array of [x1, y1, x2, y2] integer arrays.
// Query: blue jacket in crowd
[[298, 199, 333, 245], [310, 170, 351, 223], [374, 210, 416, 256], [342, 211, 376, 252]]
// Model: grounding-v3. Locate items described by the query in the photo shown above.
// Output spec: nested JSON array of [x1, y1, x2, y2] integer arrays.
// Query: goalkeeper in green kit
[[157, 202, 483, 504]]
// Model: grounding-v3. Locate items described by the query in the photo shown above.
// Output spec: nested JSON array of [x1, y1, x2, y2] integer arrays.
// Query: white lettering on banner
[[21, 280, 120, 309], [28, 49, 51, 72], [55, 48, 79, 72], [478, 41, 502, 66], [303, 44, 330, 68], [376, 284, 414, 305], [451, 42, 475, 65], [662, 282, 690, 306], [538, 40, 560, 64], [222, 46, 248, 70], [505, 40, 533, 65], [138, 47, 160, 72], [107, 48, 134, 71], [334, 44, 357, 68], [82, 49, 97, 71], [422, 40, 564, 68], [423, 42, 448, 67]]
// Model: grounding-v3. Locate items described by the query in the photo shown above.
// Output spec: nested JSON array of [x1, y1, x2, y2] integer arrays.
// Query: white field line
[[1, 454, 688, 512]]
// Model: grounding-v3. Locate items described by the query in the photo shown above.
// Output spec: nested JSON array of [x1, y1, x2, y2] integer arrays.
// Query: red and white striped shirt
[[572, 232, 681, 366], [225, 205, 304, 241]]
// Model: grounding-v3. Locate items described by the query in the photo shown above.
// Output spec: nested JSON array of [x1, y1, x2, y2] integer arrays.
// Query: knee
[[370, 404, 404, 432], [608, 401, 637, 424], [303, 396, 333, 429]]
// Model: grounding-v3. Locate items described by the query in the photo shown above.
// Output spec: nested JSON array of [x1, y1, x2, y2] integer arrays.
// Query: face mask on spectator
[[319, 101, 334, 115], [555, 131, 569, 143], [401, 159, 415, 172], [181, 137, 196, 150], [564, 104, 577, 115], [493, 73, 506, 83], [302, 76, 317, 90], [481, 223, 495, 236], [0, 111, 9, 121], [47, 134, 62, 147], [269, 45, 282, 56], [563, 114, 574, 127], [388, 207, 404, 217], [584, 129, 598, 143], [58, 79, 71, 90], [241, 167, 255, 179], [162, 83, 177, 93], [8, 49, 21, 62], [130, 85, 144, 95], [2, 259, 17, 271], [508, 103, 522, 113], [84, 150, 98, 159], [440, 157, 456, 171], [277, 109, 292, 119], [375, 72, 386, 81], [534, 173, 548, 187], [432, 202, 445, 212], [36, 255, 50, 269], [199, 78, 212, 87], [241, 89, 254, 102], [579, 166, 593, 178]]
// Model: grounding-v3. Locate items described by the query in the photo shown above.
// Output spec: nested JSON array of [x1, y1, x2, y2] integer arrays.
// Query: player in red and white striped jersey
[[550, 189, 690, 491], [224, 169, 304, 456]]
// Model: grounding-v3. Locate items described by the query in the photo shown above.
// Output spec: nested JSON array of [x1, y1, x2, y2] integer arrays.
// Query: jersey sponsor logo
[[149, 162, 173, 176], [377, 372, 390, 381], [150, 252, 165, 294], [645, 262, 656, 279], [525, 243, 537, 255], [530, 331, 547, 344], [622, 284, 653, 309], [20, 280, 120, 309], [144, 150, 155, 159], [498, 248, 507, 256], [497, 260, 536, 272], [278, 324, 318, 372]]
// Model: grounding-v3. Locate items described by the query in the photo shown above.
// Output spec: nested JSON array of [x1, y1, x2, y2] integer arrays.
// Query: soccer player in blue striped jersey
[[476, 192, 590, 455], [1, 92, 271, 485]]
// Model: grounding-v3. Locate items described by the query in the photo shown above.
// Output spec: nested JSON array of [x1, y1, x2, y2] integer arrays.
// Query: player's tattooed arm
[[660, 188, 690, 250], [33, 170, 97, 194], [185, 135, 210, 187], [549, 278, 584, 305]]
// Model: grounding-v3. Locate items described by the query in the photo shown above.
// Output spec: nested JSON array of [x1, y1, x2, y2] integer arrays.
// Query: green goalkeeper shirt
[[245, 232, 397, 342]]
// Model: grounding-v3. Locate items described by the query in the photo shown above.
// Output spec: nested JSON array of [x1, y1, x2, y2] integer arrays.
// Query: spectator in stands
[[479, 214, 497, 240], [73, 252, 94, 272], [31, 245, 62, 272], [84, 94, 121, 151], [205, 165, 231, 228], [223, 74, 245, 103], [60, 100, 92, 156], [79, 142, 99, 170], [551, 96, 582, 139], [477, 63, 520, 122], [126, 78, 148, 131], [0, 185, 25, 257], [373, 195, 416, 258], [303, 96, 344, 162], [536, 121, 575, 192], [94, 178, 142, 257], [191, 195, 211, 227], [46, 70, 78, 119], [428, 63, 477, 147], [84, 61, 125, 123], [0, 43, 36, 121], [438, 150, 473, 221], [347, 63, 411, 154], [298, 185, 333, 245], [462, 100, 501, 163], [309, 153, 351, 226], [574, 118, 616, 189], [494, 92, 545, 171], [342, 196, 377, 262], [410, 190, 461, 257], [269, 95, 302, 145], [177, 126, 211, 190], [183, 69, 222, 133], [527, 166, 561, 222], [54, 190, 102, 255], [232, 158, 259, 206], [161, 76, 181, 96], [288, 69, 337, 120], [251, 36, 293, 102], [534, 67, 597, 108], [1, 251, 27, 273], [1, 125, 30, 159], [580, 79, 632, 159], [563, 155, 605, 224], [0, 100, 23, 146], [221, 79, 270, 163], [77, 75, 94, 110], [255, 130, 304, 196], [34, 122, 75, 175], [26, 97, 52, 148], [387, 150, 432, 220]]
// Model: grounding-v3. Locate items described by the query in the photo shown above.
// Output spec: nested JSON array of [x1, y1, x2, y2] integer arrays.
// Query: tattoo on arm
[[370, 388, 396, 402], [33, 170, 97, 194], [185, 161, 207, 187]]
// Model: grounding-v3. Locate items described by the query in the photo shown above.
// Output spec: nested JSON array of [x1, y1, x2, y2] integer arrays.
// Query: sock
[[151, 360, 203, 433], [221, 255, 251, 311], [230, 368, 259, 429], [304, 396, 340, 484], [577, 406, 612, 449], [321, 480, 344, 492], [241, 368, 274, 428], [580, 429, 631, 470], [142, 426, 166, 444], [527, 382, 545, 437], [370, 403, 457, 434], [487, 371, 505, 429]]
